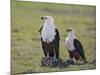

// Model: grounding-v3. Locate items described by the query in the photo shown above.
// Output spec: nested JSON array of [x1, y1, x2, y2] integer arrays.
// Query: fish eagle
[[39, 16, 60, 59], [66, 28, 87, 63]]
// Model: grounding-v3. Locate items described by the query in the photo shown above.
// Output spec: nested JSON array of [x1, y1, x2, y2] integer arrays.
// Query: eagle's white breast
[[41, 23, 56, 43], [66, 38, 75, 51], [66, 32, 75, 51]]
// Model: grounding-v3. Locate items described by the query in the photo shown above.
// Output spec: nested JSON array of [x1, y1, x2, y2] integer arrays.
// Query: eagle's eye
[[44, 17, 47, 19]]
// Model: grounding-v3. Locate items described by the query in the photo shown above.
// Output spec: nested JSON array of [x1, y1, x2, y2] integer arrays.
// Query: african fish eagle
[[66, 28, 87, 63], [39, 16, 60, 59]]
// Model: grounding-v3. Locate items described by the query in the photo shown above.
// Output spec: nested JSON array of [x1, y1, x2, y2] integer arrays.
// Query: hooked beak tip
[[41, 17, 44, 20]]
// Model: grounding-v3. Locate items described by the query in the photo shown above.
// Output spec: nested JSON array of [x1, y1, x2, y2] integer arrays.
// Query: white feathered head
[[66, 28, 75, 38], [41, 16, 54, 22], [66, 28, 73, 32]]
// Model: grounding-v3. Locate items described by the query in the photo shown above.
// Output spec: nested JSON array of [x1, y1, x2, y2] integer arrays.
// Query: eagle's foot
[[41, 57, 64, 67]]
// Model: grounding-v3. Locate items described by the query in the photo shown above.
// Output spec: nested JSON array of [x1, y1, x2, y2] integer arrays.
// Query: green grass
[[11, 1, 96, 75]]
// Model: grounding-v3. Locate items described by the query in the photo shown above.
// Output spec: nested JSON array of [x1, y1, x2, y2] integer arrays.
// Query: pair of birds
[[39, 16, 87, 64]]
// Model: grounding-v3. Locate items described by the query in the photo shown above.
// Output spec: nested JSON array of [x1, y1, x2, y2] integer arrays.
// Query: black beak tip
[[41, 17, 44, 20]]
